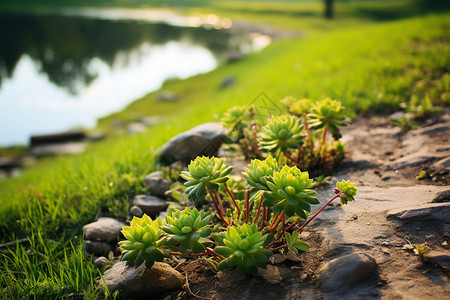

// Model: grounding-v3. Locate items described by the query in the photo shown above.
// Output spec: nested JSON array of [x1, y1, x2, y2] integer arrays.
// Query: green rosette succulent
[[336, 180, 358, 205], [180, 156, 233, 200], [263, 165, 319, 218], [221, 105, 255, 139], [242, 155, 279, 190], [119, 215, 169, 269], [308, 98, 347, 140], [260, 115, 304, 153], [215, 223, 272, 275], [289, 99, 312, 117], [163, 207, 213, 253]]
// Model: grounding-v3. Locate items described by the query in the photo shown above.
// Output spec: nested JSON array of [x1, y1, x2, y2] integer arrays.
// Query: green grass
[[0, 2, 449, 298]]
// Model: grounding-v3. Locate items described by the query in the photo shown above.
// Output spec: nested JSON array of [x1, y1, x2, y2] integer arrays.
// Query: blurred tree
[[324, 0, 334, 19]]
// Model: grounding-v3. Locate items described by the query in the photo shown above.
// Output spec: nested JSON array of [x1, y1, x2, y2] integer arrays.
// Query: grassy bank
[[0, 2, 449, 298]]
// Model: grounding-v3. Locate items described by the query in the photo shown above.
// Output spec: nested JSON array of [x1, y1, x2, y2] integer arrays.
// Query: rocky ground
[[93, 109, 449, 300]]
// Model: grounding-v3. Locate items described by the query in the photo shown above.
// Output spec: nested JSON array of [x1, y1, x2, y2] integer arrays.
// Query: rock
[[386, 202, 450, 222], [132, 195, 168, 216], [392, 151, 441, 169], [259, 265, 283, 284], [30, 129, 86, 146], [127, 122, 146, 134], [94, 256, 109, 268], [159, 122, 227, 164], [433, 157, 450, 171], [319, 253, 377, 292], [143, 171, 172, 198], [269, 254, 286, 265], [285, 251, 301, 262], [100, 261, 184, 298], [85, 240, 113, 256], [431, 190, 450, 203], [129, 205, 144, 218], [416, 123, 450, 136], [220, 76, 235, 89], [139, 116, 165, 126], [83, 218, 126, 242], [157, 92, 177, 102], [424, 251, 450, 272]]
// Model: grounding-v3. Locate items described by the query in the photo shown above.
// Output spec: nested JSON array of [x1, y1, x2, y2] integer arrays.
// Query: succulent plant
[[289, 99, 313, 117], [260, 115, 304, 153], [308, 98, 347, 140], [163, 207, 213, 253], [336, 180, 358, 205], [119, 215, 169, 268], [221, 105, 255, 139], [180, 156, 233, 200], [285, 231, 310, 254], [215, 223, 272, 275], [242, 155, 280, 190], [263, 165, 319, 218]]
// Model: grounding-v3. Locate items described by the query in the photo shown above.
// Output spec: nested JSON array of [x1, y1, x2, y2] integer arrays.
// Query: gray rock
[[100, 261, 184, 298], [431, 190, 450, 203], [94, 256, 109, 268], [433, 157, 450, 171], [392, 151, 440, 169], [269, 254, 286, 265], [129, 205, 144, 218], [220, 76, 235, 89], [85, 240, 113, 256], [386, 202, 450, 222], [424, 251, 450, 272], [319, 253, 377, 292], [417, 123, 449, 135], [83, 218, 126, 242], [127, 122, 146, 134], [143, 171, 172, 198], [157, 92, 177, 102], [132, 195, 168, 216], [159, 122, 227, 164]]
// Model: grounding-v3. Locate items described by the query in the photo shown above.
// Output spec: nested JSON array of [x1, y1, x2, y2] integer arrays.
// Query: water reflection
[[0, 12, 260, 146]]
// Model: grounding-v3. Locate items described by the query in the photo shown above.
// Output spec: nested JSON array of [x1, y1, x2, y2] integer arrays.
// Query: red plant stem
[[269, 212, 280, 231], [321, 124, 328, 149], [296, 191, 342, 232], [205, 247, 224, 259], [282, 213, 286, 238], [284, 219, 299, 232], [168, 251, 182, 256], [283, 151, 295, 164], [208, 190, 230, 227], [215, 190, 226, 215], [270, 212, 284, 233], [244, 190, 250, 223], [263, 206, 268, 227], [272, 244, 289, 253], [225, 184, 241, 217], [253, 195, 264, 223], [190, 252, 208, 257], [265, 240, 277, 249]]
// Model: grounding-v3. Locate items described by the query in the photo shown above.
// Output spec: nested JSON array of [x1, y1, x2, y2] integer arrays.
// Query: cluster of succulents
[[215, 223, 272, 275], [180, 156, 233, 200], [260, 115, 304, 153], [242, 155, 279, 190], [119, 215, 169, 268], [163, 207, 213, 253]]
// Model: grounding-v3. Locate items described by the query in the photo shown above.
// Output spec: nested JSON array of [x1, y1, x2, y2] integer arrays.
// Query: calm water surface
[[0, 11, 268, 146]]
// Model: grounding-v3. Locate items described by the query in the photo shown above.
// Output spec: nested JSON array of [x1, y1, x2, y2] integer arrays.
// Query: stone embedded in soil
[[94, 256, 109, 268], [424, 251, 450, 272], [319, 253, 377, 292], [285, 251, 301, 262], [132, 195, 168, 217], [270, 254, 286, 265], [129, 205, 144, 218], [143, 171, 172, 198], [83, 218, 126, 243], [392, 151, 442, 169], [259, 265, 283, 284], [158, 122, 227, 164], [431, 190, 450, 203], [85, 240, 113, 256], [386, 202, 450, 222], [100, 261, 184, 298], [433, 157, 450, 171]]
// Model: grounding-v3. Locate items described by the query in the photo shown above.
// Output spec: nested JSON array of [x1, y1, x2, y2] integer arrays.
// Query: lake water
[[0, 10, 270, 146]]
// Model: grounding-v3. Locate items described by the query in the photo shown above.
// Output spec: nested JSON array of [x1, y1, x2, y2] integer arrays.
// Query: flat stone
[[83, 218, 125, 242], [157, 92, 177, 102], [159, 122, 227, 164], [129, 205, 144, 218], [319, 253, 377, 292], [259, 265, 283, 284], [431, 190, 450, 203], [433, 157, 450, 171], [416, 123, 450, 135], [132, 195, 168, 216], [143, 171, 172, 198], [285, 251, 301, 262], [386, 202, 450, 222], [85, 240, 113, 256], [269, 254, 286, 265], [100, 261, 184, 298], [424, 251, 450, 272], [392, 151, 441, 169], [127, 122, 146, 134]]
